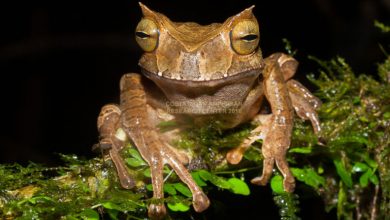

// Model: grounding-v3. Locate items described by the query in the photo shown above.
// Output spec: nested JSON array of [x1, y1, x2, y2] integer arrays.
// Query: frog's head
[[135, 3, 263, 85]]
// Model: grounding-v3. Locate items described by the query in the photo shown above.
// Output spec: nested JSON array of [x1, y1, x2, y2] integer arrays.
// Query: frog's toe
[[283, 176, 295, 193], [226, 148, 245, 164], [163, 147, 210, 213], [193, 191, 210, 212], [275, 156, 295, 192], [251, 158, 274, 186], [250, 176, 268, 186], [148, 203, 166, 220]]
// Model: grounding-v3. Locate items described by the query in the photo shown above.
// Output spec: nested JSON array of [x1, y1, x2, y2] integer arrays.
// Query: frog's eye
[[135, 18, 159, 52], [230, 20, 260, 55]]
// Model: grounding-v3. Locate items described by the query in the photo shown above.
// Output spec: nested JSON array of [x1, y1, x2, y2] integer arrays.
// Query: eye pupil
[[240, 34, 258, 41], [135, 31, 150, 39]]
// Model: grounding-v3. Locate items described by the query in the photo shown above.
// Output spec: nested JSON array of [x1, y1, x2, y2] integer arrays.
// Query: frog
[[96, 3, 321, 219]]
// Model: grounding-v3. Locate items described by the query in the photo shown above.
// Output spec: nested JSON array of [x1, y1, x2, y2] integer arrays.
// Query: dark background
[[0, 0, 389, 219]]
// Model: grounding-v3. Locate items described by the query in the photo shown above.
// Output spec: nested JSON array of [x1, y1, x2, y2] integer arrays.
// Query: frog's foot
[[228, 115, 295, 192], [133, 137, 210, 219], [119, 73, 210, 219], [250, 123, 295, 192], [251, 152, 295, 193], [97, 104, 135, 189], [226, 115, 272, 164], [287, 79, 322, 135]]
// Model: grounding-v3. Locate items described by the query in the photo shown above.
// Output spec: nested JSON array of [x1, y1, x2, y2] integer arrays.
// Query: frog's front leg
[[227, 53, 321, 192], [97, 104, 135, 189], [250, 54, 295, 192], [120, 73, 209, 219]]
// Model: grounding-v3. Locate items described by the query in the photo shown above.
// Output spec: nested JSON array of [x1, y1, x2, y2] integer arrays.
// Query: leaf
[[197, 170, 231, 189], [164, 184, 177, 196], [102, 202, 124, 211], [359, 168, 375, 187], [363, 155, 378, 169], [125, 158, 146, 167], [352, 162, 369, 172], [143, 168, 151, 177], [271, 175, 284, 194], [128, 148, 143, 161], [146, 184, 153, 191], [191, 172, 207, 187], [334, 160, 353, 188], [369, 173, 379, 185], [291, 167, 325, 189], [208, 175, 231, 190], [167, 201, 190, 212], [374, 20, 390, 33], [80, 209, 100, 220], [227, 178, 250, 196], [197, 170, 213, 181], [18, 196, 54, 206], [289, 147, 312, 154], [174, 183, 192, 197]]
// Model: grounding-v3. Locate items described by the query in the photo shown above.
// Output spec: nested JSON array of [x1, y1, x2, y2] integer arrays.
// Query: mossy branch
[[1, 52, 390, 220]]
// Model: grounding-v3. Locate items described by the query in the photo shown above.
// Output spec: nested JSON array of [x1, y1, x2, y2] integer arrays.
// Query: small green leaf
[[208, 175, 231, 189], [146, 184, 153, 191], [191, 172, 207, 187], [334, 160, 353, 188], [291, 167, 325, 189], [197, 170, 212, 181], [374, 20, 390, 33], [271, 175, 284, 194], [359, 168, 374, 187], [197, 170, 231, 189], [164, 184, 177, 196], [143, 168, 151, 177], [18, 196, 54, 206], [352, 162, 368, 172], [125, 158, 146, 167], [102, 202, 123, 211], [227, 178, 250, 196], [289, 147, 312, 154], [167, 201, 190, 212], [369, 173, 379, 185], [128, 148, 143, 161], [80, 209, 100, 220], [174, 183, 192, 197], [363, 156, 378, 169]]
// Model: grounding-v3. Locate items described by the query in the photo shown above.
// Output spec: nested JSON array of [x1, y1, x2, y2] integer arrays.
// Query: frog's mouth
[[141, 68, 262, 88]]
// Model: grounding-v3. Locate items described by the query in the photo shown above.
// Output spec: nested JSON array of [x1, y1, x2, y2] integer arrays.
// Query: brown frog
[[97, 3, 321, 219]]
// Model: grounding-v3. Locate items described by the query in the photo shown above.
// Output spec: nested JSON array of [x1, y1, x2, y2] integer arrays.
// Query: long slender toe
[[226, 148, 245, 165], [148, 203, 167, 220], [193, 191, 210, 212]]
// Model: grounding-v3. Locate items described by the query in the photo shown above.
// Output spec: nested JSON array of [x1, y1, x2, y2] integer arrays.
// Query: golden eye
[[135, 18, 159, 52], [230, 20, 260, 55]]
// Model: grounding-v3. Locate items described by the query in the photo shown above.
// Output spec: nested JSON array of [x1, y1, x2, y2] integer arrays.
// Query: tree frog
[[97, 3, 321, 219]]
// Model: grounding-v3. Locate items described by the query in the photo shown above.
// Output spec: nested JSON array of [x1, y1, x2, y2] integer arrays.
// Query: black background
[[0, 0, 389, 219]]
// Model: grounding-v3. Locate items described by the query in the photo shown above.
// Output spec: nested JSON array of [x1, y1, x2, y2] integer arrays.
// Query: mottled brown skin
[[97, 3, 321, 219]]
